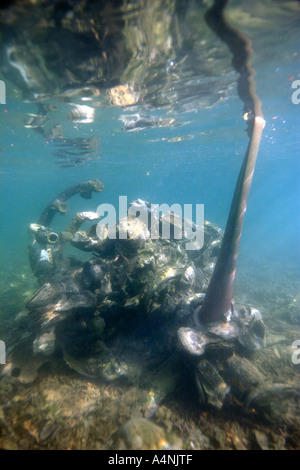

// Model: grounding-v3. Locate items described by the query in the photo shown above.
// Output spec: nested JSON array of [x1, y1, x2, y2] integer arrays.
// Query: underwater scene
[[0, 0, 299, 452]]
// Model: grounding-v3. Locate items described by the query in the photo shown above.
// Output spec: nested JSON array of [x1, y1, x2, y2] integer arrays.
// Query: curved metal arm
[[29, 179, 104, 278], [38, 179, 104, 227]]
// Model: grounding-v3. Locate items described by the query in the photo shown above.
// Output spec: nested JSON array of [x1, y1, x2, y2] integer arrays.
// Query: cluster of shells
[[25, 203, 223, 380], [4, 195, 300, 425]]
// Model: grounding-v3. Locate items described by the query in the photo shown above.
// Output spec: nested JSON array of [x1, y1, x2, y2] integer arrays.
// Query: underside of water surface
[[0, 0, 299, 450]]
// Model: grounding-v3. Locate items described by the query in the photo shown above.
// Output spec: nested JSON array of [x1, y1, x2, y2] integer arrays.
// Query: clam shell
[[204, 320, 240, 341], [225, 355, 265, 395], [177, 327, 211, 356], [238, 318, 266, 351], [26, 283, 59, 309], [195, 359, 230, 409]]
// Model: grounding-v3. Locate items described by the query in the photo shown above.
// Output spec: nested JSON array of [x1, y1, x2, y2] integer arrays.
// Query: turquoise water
[[1, 79, 299, 279]]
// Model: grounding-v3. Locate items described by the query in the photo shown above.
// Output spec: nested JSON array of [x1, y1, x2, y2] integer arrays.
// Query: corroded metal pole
[[196, 0, 265, 323]]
